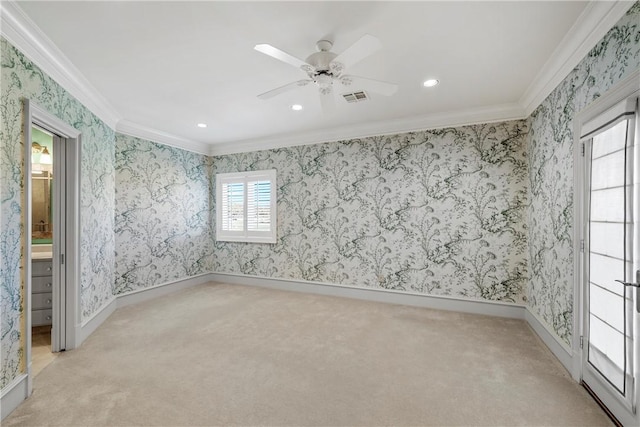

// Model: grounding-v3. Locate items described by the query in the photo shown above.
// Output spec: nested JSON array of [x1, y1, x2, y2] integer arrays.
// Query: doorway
[[24, 100, 80, 392], [579, 83, 639, 426], [30, 125, 58, 375]]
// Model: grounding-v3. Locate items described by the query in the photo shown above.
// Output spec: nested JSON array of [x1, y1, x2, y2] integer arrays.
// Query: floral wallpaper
[[0, 37, 115, 389], [212, 121, 529, 303], [527, 3, 640, 346], [1, 0, 638, 396], [114, 134, 213, 293]]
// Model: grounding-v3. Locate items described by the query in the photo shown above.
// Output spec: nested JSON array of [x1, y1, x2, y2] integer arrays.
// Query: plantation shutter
[[220, 181, 244, 231], [247, 179, 272, 231], [216, 169, 277, 243]]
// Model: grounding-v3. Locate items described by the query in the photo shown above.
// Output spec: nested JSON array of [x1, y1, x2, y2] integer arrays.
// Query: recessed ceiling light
[[291, 104, 303, 111], [197, 123, 207, 128], [423, 79, 439, 88]]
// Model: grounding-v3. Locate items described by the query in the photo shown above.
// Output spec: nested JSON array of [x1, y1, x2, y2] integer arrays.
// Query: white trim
[[574, 70, 640, 373], [525, 310, 577, 378], [25, 100, 81, 354], [0, 1, 120, 128], [116, 120, 209, 156], [209, 272, 526, 319], [209, 103, 526, 156], [22, 102, 34, 398], [581, 97, 637, 139], [77, 297, 116, 345], [0, 374, 29, 421], [575, 70, 640, 130], [2, 0, 630, 156], [583, 369, 639, 427], [216, 170, 277, 244], [27, 100, 80, 138], [573, 74, 640, 425], [77, 274, 214, 343], [521, 1, 635, 116], [2, 271, 590, 420], [116, 273, 214, 308], [572, 89, 587, 387]]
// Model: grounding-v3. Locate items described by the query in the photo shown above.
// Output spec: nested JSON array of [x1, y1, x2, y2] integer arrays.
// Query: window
[[216, 169, 277, 243]]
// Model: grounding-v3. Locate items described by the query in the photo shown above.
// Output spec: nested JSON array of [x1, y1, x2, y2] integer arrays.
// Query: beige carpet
[[5, 282, 611, 426]]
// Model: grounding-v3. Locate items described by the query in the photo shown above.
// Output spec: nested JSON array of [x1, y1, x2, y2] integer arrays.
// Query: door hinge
[[580, 239, 585, 253], [61, 253, 65, 265], [581, 143, 585, 157], [580, 336, 584, 349]]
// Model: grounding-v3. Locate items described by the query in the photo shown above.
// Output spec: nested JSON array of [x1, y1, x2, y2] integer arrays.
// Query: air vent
[[342, 91, 368, 103]]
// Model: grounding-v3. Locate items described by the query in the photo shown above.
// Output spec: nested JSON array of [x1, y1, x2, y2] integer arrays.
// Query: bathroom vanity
[[32, 255, 53, 326]]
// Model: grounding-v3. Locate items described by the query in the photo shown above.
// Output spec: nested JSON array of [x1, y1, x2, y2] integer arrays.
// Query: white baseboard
[[116, 273, 213, 308], [74, 273, 214, 347], [1, 374, 28, 421], [214, 272, 582, 382], [209, 272, 527, 319], [3, 271, 582, 422], [525, 309, 576, 377], [77, 297, 117, 346]]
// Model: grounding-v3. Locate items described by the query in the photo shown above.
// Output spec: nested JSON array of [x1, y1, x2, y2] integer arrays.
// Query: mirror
[[32, 170, 53, 243], [32, 126, 54, 244]]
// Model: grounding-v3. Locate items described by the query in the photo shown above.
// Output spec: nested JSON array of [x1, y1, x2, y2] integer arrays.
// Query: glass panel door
[[587, 120, 633, 393], [583, 110, 638, 425]]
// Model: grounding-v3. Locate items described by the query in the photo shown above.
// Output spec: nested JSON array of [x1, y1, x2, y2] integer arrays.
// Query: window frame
[[215, 169, 277, 244]]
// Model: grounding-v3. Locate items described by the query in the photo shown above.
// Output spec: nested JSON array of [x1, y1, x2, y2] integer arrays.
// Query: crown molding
[[209, 103, 526, 156], [2, 0, 632, 157], [520, 0, 635, 116], [0, 1, 121, 128], [116, 120, 211, 155]]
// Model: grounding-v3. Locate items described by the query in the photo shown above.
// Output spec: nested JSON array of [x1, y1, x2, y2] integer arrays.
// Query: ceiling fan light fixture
[[423, 79, 440, 88]]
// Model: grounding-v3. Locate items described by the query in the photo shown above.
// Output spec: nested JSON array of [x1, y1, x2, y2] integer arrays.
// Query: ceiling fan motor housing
[[305, 51, 338, 74]]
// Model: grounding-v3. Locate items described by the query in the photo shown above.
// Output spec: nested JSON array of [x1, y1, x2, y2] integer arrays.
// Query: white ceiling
[[3, 1, 627, 154]]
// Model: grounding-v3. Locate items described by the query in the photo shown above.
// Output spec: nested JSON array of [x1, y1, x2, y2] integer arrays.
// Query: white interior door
[[51, 134, 66, 352], [582, 95, 639, 426]]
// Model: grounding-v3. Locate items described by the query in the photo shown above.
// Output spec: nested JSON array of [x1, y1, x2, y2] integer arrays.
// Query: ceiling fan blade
[[257, 80, 312, 100], [254, 44, 309, 69], [320, 91, 336, 114], [341, 75, 398, 96], [332, 34, 382, 69]]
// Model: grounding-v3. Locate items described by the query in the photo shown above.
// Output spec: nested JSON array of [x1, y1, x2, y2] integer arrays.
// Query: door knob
[[615, 270, 640, 288], [614, 280, 640, 288], [616, 270, 640, 313]]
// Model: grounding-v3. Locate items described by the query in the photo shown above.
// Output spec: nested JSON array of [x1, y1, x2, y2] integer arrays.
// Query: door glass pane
[[590, 253, 633, 295], [588, 120, 631, 395], [590, 187, 631, 223], [591, 152, 625, 190], [589, 222, 624, 260]]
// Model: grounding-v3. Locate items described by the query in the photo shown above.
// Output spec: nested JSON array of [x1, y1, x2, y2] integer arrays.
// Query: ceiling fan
[[254, 34, 398, 112]]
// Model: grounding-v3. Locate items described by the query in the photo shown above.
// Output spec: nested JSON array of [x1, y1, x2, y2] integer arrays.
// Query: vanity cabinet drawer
[[33, 293, 53, 310], [33, 309, 52, 326], [32, 260, 53, 276], [33, 276, 53, 293]]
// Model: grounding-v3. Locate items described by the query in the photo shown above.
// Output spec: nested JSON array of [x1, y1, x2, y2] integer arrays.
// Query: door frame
[[23, 99, 81, 394], [573, 69, 640, 426]]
